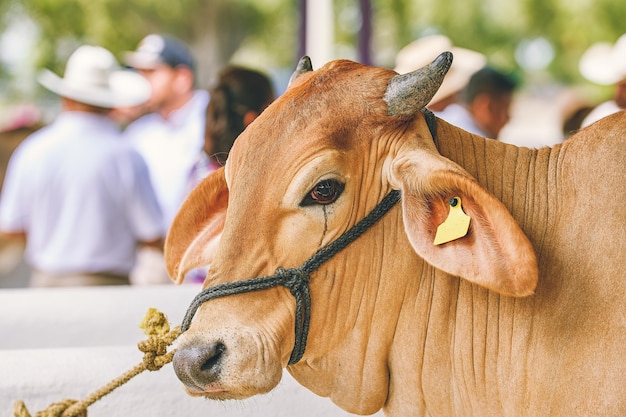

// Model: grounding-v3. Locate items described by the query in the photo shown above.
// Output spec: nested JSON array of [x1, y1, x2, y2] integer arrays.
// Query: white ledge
[[0, 345, 375, 417], [0, 284, 200, 349], [0, 286, 383, 416]]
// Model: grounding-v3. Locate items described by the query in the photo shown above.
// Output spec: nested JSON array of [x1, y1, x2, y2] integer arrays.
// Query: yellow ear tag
[[433, 197, 471, 245]]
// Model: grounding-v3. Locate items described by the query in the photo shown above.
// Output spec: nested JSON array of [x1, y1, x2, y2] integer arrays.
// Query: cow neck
[[180, 110, 438, 365]]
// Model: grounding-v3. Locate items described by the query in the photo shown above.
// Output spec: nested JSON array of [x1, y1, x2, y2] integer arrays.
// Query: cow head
[[165, 53, 538, 414]]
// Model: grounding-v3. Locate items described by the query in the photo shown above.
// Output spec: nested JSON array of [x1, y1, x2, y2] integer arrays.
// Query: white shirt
[[0, 112, 164, 275], [124, 90, 209, 229], [435, 103, 490, 138]]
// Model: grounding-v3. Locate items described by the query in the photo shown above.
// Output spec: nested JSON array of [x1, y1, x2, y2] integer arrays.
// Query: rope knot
[[13, 398, 85, 417], [138, 336, 171, 371], [275, 267, 309, 296], [137, 309, 181, 371], [139, 307, 170, 336]]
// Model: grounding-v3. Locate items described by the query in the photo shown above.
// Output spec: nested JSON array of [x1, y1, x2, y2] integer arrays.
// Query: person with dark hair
[[187, 66, 275, 189], [438, 66, 518, 139], [185, 66, 274, 284], [206, 67, 275, 166]]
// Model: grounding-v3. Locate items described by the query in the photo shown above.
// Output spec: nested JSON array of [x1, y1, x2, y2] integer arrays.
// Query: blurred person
[[579, 34, 626, 128], [188, 65, 275, 189], [123, 34, 209, 285], [581, 77, 626, 127], [109, 103, 149, 128], [123, 34, 209, 229], [394, 34, 486, 112], [0, 112, 43, 287], [438, 66, 518, 139], [0, 105, 43, 189], [185, 65, 275, 283], [0, 45, 164, 287]]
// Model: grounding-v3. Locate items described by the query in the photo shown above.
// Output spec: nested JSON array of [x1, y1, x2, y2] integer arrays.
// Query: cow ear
[[389, 148, 538, 297], [164, 167, 228, 284]]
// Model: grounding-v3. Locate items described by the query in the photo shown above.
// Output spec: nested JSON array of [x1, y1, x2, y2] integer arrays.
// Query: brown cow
[[165, 53, 626, 416]]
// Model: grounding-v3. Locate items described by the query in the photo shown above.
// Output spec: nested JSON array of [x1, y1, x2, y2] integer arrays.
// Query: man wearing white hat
[[579, 34, 626, 128], [0, 45, 165, 287]]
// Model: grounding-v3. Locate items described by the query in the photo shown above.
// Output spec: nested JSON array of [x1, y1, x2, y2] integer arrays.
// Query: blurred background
[[0, 0, 624, 287], [1, 0, 624, 109]]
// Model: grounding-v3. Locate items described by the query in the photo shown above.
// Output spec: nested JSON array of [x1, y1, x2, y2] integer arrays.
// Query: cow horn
[[288, 56, 313, 87], [384, 51, 453, 116]]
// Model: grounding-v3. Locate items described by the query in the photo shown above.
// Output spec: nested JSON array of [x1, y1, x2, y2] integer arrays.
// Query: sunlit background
[[0, 0, 624, 144]]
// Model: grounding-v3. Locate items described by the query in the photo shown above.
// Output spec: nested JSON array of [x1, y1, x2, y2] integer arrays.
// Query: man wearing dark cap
[[122, 34, 209, 284]]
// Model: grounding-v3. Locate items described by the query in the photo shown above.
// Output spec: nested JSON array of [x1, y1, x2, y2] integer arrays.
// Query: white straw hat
[[394, 34, 486, 105], [579, 34, 626, 85], [37, 45, 151, 108]]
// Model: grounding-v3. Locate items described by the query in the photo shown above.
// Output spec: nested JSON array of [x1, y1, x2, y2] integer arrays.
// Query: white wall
[[0, 285, 199, 349]]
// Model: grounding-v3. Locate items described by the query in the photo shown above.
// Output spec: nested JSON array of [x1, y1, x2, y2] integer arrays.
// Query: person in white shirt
[[437, 66, 518, 139], [123, 34, 209, 229], [394, 35, 516, 140], [122, 34, 209, 284], [0, 45, 164, 287]]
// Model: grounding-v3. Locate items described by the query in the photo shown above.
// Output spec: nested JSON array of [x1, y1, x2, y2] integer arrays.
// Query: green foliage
[[9, 0, 289, 86], [369, 0, 625, 84], [1, 0, 624, 99]]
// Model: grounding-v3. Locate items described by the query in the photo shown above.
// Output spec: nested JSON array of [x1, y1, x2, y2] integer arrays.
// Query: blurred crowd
[[0, 34, 275, 287], [0, 30, 624, 288], [393, 33, 626, 143]]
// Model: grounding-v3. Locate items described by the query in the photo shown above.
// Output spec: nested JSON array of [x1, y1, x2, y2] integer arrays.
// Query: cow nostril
[[201, 342, 226, 372], [173, 342, 227, 388]]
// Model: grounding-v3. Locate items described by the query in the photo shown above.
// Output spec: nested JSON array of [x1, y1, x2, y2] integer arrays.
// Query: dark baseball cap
[[124, 34, 195, 70]]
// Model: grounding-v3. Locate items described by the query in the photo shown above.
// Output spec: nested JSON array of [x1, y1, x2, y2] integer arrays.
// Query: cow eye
[[301, 179, 345, 206]]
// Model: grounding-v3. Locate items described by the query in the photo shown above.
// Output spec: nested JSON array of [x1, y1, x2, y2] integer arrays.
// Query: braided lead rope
[[13, 309, 180, 417], [181, 189, 402, 365]]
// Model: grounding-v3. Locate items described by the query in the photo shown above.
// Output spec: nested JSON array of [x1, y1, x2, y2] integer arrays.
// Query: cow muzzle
[[172, 326, 285, 399], [173, 342, 226, 395]]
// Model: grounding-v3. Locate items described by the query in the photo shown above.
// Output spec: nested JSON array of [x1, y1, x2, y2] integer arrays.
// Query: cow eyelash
[[300, 179, 345, 206]]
